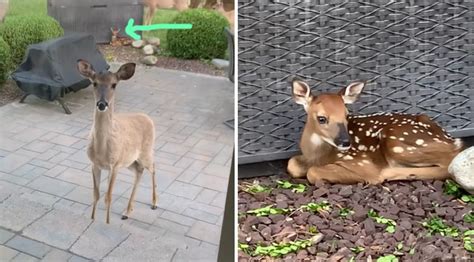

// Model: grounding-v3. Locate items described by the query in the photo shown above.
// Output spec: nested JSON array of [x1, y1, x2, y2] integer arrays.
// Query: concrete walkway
[[0, 65, 234, 261]]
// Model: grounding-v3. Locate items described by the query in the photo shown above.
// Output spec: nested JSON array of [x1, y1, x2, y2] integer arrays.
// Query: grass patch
[[368, 209, 397, 233], [422, 216, 459, 237], [276, 180, 306, 193], [463, 230, 474, 252], [443, 179, 474, 203], [464, 212, 474, 223], [246, 205, 290, 217], [240, 180, 272, 194], [142, 8, 180, 51], [339, 207, 354, 218], [300, 201, 331, 214], [6, 0, 47, 17], [239, 235, 321, 258]]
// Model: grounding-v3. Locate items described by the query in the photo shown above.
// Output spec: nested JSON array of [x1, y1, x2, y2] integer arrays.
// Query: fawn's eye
[[93, 82, 97, 87], [317, 116, 328, 125], [112, 84, 117, 89]]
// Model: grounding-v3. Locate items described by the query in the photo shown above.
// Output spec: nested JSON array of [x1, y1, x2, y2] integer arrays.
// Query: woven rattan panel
[[238, 0, 474, 164]]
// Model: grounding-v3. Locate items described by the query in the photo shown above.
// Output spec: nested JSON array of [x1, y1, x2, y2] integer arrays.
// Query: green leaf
[[386, 225, 396, 233], [377, 254, 399, 262], [351, 246, 365, 254], [409, 247, 415, 255], [464, 212, 474, 223], [464, 230, 474, 236]]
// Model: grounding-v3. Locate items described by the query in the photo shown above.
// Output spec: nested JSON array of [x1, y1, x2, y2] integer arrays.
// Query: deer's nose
[[340, 140, 351, 148], [97, 101, 108, 111]]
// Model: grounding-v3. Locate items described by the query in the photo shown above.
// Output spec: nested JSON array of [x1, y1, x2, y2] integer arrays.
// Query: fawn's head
[[77, 60, 136, 112], [292, 79, 366, 151]]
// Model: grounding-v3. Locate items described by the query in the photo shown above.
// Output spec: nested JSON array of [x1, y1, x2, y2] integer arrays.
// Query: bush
[[167, 8, 229, 59], [0, 37, 11, 84], [0, 15, 63, 66]]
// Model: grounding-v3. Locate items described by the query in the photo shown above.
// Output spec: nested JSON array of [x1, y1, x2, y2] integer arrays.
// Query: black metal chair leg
[[19, 94, 29, 103], [57, 98, 72, 114]]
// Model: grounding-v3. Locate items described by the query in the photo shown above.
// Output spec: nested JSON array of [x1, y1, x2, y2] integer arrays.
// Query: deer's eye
[[317, 116, 328, 125], [93, 82, 97, 87], [112, 84, 117, 89]]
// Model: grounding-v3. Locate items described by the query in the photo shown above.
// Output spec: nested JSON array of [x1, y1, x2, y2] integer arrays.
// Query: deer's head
[[77, 60, 136, 112], [292, 79, 366, 151]]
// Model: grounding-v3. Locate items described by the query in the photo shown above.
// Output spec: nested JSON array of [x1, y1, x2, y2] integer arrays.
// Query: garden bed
[[98, 44, 225, 77], [238, 176, 474, 261]]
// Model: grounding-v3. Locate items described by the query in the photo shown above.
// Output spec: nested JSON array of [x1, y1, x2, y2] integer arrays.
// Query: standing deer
[[213, 1, 234, 31], [143, 0, 189, 25], [77, 60, 157, 224], [288, 79, 465, 185]]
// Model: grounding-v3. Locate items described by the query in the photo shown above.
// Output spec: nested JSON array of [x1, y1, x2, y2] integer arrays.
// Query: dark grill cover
[[12, 33, 109, 101]]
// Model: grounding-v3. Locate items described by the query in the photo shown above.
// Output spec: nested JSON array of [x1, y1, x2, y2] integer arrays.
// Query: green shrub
[[0, 15, 63, 67], [0, 37, 11, 84], [167, 8, 229, 59]]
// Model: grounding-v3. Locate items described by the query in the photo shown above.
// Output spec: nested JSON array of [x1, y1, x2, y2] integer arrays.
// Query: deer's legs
[[380, 167, 450, 182], [287, 155, 309, 179], [150, 162, 157, 209], [307, 163, 383, 185], [122, 163, 144, 220], [105, 166, 119, 224], [91, 165, 101, 220]]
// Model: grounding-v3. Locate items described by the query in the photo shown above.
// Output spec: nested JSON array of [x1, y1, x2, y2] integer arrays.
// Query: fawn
[[77, 60, 157, 224], [110, 27, 132, 46], [288, 79, 464, 185]]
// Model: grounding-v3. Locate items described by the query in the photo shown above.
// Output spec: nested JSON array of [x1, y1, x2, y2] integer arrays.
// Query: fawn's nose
[[97, 101, 108, 111], [335, 138, 351, 150]]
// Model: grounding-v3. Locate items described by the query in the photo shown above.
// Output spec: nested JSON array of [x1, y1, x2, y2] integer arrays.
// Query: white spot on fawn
[[403, 132, 409, 136], [389, 136, 397, 140], [311, 133, 323, 146], [358, 145, 367, 151], [415, 139, 424, 145], [393, 147, 404, 153], [354, 136, 360, 143], [343, 155, 354, 160]]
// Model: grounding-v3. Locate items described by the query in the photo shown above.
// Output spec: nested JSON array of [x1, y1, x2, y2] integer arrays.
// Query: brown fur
[[144, 0, 189, 25], [288, 80, 464, 185], [77, 60, 157, 224]]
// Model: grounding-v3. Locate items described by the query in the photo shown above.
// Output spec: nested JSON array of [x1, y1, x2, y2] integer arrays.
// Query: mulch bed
[[97, 44, 225, 77], [0, 79, 23, 106], [238, 175, 474, 261]]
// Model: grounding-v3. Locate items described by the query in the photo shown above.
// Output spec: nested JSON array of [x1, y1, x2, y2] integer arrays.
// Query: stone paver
[[5, 235, 51, 259], [23, 209, 91, 250], [0, 197, 50, 231], [186, 221, 222, 245], [70, 222, 129, 260], [0, 66, 232, 261]]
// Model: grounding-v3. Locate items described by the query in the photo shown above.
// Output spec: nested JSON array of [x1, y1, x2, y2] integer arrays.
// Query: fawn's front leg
[[91, 165, 101, 220], [105, 166, 119, 224], [287, 155, 309, 178]]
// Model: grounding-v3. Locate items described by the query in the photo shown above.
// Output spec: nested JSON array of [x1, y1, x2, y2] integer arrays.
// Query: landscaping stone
[[449, 146, 474, 194], [146, 37, 160, 46], [142, 44, 155, 55], [211, 58, 229, 69], [131, 40, 145, 48], [238, 176, 473, 260], [141, 55, 157, 65]]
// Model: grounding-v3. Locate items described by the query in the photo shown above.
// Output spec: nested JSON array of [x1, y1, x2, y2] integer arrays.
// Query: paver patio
[[0, 65, 234, 261]]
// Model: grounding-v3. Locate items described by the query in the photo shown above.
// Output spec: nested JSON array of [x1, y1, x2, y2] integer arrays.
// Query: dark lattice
[[238, 0, 474, 164]]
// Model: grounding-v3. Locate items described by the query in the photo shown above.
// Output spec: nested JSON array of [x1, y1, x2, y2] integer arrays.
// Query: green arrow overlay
[[125, 18, 192, 40]]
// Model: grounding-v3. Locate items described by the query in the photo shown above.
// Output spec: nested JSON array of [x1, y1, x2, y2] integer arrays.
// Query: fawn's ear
[[116, 63, 136, 81], [292, 79, 312, 109], [77, 59, 96, 80], [339, 82, 365, 104]]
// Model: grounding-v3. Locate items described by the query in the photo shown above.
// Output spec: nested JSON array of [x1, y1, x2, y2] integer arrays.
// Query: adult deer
[[143, 0, 189, 26], [288, 79, 464, 185], [77, 60, 157, 224], [213, 1, 234, 31]]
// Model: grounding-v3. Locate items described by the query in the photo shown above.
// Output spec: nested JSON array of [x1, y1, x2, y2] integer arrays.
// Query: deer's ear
[[116, 63, 136, 81], [340, 81, 365, 104], [77, 59, 96, 79], [292, 79, 312, 107]]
